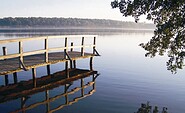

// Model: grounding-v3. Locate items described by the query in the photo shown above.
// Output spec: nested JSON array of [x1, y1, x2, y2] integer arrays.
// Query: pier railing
[[0, 35, 99, 69]]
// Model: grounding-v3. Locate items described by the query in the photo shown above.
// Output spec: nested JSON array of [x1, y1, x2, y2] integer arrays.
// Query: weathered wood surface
[[0, 35, 99, 75], [0, 51, 95, 75], [0, 68, 97, 103]]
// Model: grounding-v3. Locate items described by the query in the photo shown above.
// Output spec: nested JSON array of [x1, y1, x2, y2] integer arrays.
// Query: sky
[[0, 0, 148, 22]]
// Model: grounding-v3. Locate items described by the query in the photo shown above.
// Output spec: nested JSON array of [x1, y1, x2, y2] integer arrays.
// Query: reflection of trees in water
[[135, 102, 168, 113]]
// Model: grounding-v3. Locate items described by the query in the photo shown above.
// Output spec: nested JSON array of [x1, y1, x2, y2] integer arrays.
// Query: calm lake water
[[0, 29, 185, 113]]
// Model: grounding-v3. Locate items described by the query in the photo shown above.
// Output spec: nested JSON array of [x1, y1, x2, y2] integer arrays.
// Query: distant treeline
[[0, 17, 155, 29]]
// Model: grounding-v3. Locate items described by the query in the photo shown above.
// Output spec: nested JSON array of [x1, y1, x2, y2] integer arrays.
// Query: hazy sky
[[0, 0, 147, 22]]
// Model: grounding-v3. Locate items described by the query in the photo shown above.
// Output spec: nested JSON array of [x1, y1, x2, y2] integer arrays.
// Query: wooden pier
[[0, 35, 100, 85]]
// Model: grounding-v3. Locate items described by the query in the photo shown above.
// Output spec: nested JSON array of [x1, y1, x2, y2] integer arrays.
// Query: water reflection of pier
[[0, 69, 99, 113]]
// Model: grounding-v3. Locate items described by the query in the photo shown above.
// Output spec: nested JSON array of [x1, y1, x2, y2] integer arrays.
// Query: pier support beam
[[65, 61, 69, 78], [65, 84, 69, 104], [73, 60, 76, 69], [90, 57, 93, 71], [32, 68, 36, 88], [81, 37, 84, 56], [45, 37, 49, 62], [5, 75, 8, 86], [70, 42, 73, 69], [81, 78, 84, 97], [21, 97, 26, 113], [19, 41, 23, 68], [46, 65, 51, 75], [45, 90, 50, 112], [2, 47, 9, 86], [13, 72, 18, 84]]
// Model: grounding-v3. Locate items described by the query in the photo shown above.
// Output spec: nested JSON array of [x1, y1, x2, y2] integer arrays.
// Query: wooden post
[[70, 42, 73, 52], [93, 37, 96, 54], [90, 57, 93, 70], [2, 47, 9, 85], [70, 42, 73, 69], [32, 68, 36, 88], [5, 75, 8, 86], [45, 37, 48, 62], [81, 78, 84, 97], [13, 72, 18, 84], [45, 90, 50, 112], [81, 37, 84, 56], [65, 84, 69, 104], [21, 97, 26, 108], [73, 60, 76, 69], [2, 47, 7, 60], [65, 61, 69, 78], [64, 37, 69, 78], [46, 65, 51, 75], [19, 41, 23, 68], [70, 61, 73, 69], [64, 37, 68, 59], [92, 74, 96, 90]]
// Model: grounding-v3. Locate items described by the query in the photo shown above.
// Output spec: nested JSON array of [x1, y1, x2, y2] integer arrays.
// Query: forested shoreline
[[0, 17, 155, 29]]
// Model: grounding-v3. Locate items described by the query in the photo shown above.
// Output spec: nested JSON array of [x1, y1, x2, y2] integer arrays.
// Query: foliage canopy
[[111, 0, 185, 73]]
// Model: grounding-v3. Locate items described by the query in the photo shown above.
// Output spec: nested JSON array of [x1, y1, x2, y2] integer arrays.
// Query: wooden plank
[[0, 46, 95, 60], [48, 47, 66, 52], [23, 50, 46, 56], [0, 51, 95, 75], [0, 53, 20, 60], [0, 36, 46, 44], [0, 35, 98, 44]]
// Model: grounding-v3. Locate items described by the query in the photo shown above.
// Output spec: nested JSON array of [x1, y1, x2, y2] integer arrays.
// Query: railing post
[[93, 37, 96, 54], [70, 42, 73, 69], [45, 37, 48, 62], [64, 37, 69, 78], [2, 47, 7, 60], [70, 42, 73, 52], [81, 37, 84, 56], [64, 37, 68, 59], [19, 41, 23, 68]]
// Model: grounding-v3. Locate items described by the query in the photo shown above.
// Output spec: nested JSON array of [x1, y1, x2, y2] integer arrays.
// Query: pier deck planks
[[0, 51, 95, 75]]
